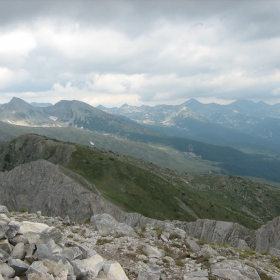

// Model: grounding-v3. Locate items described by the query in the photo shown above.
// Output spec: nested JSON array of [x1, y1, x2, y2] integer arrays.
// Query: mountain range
[[100, 99, 280, 154], [0, 97, 280, 183]]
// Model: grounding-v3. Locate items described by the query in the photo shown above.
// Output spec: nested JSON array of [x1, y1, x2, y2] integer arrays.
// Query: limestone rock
[[42, 259, 69, 279], [6, 220, 21, 239], [0, 239, 13, 254], [0, 262, 15, 278], [0, 248, 11, 262], [11, 242, 25, 260], [42, 226, 63, 242], [90, 213, 138, 237], [8, 258, 29, 276], [142, 244, 165, 259], [183, 269, 208, 280], [26, 261, 54, 280], [186, 238, 200, 252], [103, 261, 129, 280], [211, 260, 261, 280], [0, 206, 9, 216], [71, 254, 104, 279], [19, 221, 50, 235], [237, 239, 251, 251]]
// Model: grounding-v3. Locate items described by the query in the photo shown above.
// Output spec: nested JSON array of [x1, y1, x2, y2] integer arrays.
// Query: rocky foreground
[[1, 206, 280, 280]]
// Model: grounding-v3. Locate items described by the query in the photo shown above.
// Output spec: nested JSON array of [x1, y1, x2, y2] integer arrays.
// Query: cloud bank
[[0, 0, 280, 107]]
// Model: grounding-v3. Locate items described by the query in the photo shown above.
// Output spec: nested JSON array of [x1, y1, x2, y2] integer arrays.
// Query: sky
[[0, 0, 280, 107]]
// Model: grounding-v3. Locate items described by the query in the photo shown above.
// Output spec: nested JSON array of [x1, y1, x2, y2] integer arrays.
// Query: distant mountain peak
[[184, 98, 201, 105]]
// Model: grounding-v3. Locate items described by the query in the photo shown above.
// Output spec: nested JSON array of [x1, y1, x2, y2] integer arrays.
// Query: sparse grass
[[96, 238, 112, 245], [175, 258, 184, 267], [259, 272, 273, 280], [136, 245, 145, 256], [270, 256, 280, 269]]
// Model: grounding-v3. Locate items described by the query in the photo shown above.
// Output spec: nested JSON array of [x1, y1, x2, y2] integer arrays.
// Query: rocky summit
[[0, 206, 280, 280]]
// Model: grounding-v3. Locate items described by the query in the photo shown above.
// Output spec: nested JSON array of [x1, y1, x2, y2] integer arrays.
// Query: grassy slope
[[1, 134, 279, 229], [65, 145, 261, 229], [0, 122, 222, 174]]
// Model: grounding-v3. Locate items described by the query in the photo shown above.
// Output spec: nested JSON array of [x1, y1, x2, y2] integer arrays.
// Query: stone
[[42, 259, 69, 279], [0, 262, 15, 278], [199, 245, 218, 257], [0, 239, 13, 254], [142, 244, 165, 259], [25, 243, 36, 263], [170, 228, 186, 240], [160, 234, 169, 243], [8, 258, 29, 276], [0, 206, 9, 216], [138, 270, 160, 280], [65, 242, 97, 259], [11, 242, 26, 260], [183, 269, 208, 280], [162, 256, 175, 265], [0, 248, 11, 262], [9, 234, 28, 246], [63, 216, 71, 225], [0, 224, 9, 239], [0, 214, 10, 224], [61, 246, 83, 261], [42, 226, 63, 242], [19, 221, 49, 235], [6, 220, 21, 239], [211, 260, 261, 280], [237, 239, 251, 251], [26, 261, 54, 280], [186, 238, 200, 252], [71, 254, 104, 279], [103, 261, 129, 280], [90, 213, 138, 237]]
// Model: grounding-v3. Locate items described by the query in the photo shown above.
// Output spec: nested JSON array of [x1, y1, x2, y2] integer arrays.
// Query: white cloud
[[0, 1, 280, 106]]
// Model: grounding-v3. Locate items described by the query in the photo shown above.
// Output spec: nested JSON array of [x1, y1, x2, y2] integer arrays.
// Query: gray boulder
[[8, 258, 29, 276], [0, 206, 9, 216], [0, 248, 11, 262], [0, 262, 15, 278], [103, 260, 129, 280], [71, 254, 104, 279], [11, 242, 25, 260], [211, 260, 261, 280], [90, 213, 138, 237]]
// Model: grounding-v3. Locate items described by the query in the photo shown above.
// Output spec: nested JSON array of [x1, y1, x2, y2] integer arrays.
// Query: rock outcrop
[[0, 159, 124, 222]]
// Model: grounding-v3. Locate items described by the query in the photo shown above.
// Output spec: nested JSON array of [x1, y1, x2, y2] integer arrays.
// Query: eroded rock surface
[[0, 206, 280, 280]]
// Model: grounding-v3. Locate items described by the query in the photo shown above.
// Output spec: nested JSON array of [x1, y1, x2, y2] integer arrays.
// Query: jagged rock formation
[[0, 159, 124, 222], [1, 206, 280, 280]]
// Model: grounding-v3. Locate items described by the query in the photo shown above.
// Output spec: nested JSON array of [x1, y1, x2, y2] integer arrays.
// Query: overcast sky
[[0, 0, 280, 107]]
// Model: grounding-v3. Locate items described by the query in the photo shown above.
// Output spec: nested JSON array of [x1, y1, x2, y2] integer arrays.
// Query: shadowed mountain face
[[0, 97, 56, 127], [42, 100, 160, 136]]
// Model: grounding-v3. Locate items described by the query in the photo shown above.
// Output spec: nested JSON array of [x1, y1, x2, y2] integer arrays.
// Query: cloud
[[0, 0, 280, 106]]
